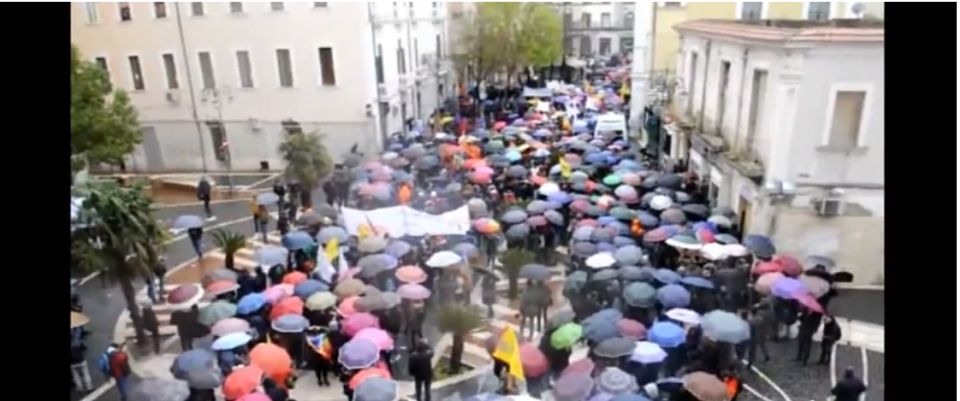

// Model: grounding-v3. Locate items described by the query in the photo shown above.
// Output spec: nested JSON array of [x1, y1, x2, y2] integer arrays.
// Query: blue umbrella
[[294, 279, 328, 299], [656, 284, 691, 309], [583, 318, 621, 343], [653, 268, 682, 285], [505, 150, 522, 162], [282, 231, 315, 250], [272, 314, 310, 333], [572, 241, 597, 257], [173, 215, 204, 230], [613, 236, 636, 247], [211, 332, 252, 351], [744, 234, 776, 258], [355, 377, 399, 401], [548, 191, 573, 204], [237, 293, 267, 315], [648, 321, 685, 348], [317, 226, 349, 244], [597, 242, 616, 253], [385, 241, 412, 258], [610, 394, 650, 401], [255, 246, 288, 267], [584, 308, 623, 326], [170, 349, 216, 379], [679, 276, 715, 290], [256, 192, 280, 205], [585, 153, 608, 166]]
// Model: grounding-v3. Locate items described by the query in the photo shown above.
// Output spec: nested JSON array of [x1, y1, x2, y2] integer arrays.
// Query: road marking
[[830, 342, 838, 388], [151, 198, 247, 209], [741, 360, 793, 401], [860, 347, 868, 401], [743, 383, 777, 401]]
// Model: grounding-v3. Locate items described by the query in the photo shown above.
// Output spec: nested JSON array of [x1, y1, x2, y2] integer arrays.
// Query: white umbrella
[[700, 243, 729, 261], [666, 308, 702, 325], [649, 195, 672, 211], [724, 244, 749, 257], [425, 251, 462, 268], [538, 182, 561, 196], [585, 252, 616, 269], [665, 237, 702, 251], [631, 341, 668, 364]]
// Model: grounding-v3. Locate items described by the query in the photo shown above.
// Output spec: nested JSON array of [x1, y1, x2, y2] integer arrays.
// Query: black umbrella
[[657, 173, 682, 189], [594, 336, 635, 358], [591, 268, 619, 282], [619, 265, 652, 281], [681, 204, 710, 220], [660, 209, 686, 225], [804, 255, 836, 270], [501, 209, 529, 224], [414, 156, 439, 170], [520, 264, 551, 281], [507, 165, 528, 178]]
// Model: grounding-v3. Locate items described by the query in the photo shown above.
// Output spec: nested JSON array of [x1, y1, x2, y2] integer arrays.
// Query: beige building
[[71, 2, 451, 173]]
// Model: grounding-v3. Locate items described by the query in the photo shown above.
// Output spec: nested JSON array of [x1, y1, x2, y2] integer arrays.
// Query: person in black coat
[[273, 179, 287, 211], [187, 227, 204, 261], [197, 177, 213, 218], [141, 304, 161, 354], [819, 314, 842, 365], [408, 338, 434, 401], [831, 367, 867, 401], [263, 377, 289, 401], [795, 309, 822, 365]]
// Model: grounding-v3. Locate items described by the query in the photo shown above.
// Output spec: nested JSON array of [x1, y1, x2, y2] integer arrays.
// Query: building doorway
[[737, 195, 753, 241]]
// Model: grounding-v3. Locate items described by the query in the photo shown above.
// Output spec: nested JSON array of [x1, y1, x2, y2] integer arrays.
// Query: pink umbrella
[[282, 272, 308, 286], [338, 296, 360, 317], [343, 313, 381, 337], [773, 255, 803, 277], [617, 319, 647, 341], [519, 343, 549, 378], [620, 173, 641, 186], [576, 219, 600, 228], [527, 216, 548, 227], [363, 161, 383, 171], [238, 393, 271, 401], [754, 272, 785, 295], [494, 121, 507, 131], [397, 283, 431, 300], [354, 328, 395, 351], [753, 261, 783, 275], [562, 357, 595, 376], [264, 284, 294, 304], [596, 195, 616, 210], [794, 293, 824, 313], [571, 199, 590, 213], [211, 318, 251, 337], [470, 171, 492, 185], [474, 166, 495, 175], [395, 265, 428, 284]]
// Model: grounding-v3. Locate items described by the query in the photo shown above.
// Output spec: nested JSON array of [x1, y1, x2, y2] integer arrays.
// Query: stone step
[[207, 251, 260, 269]]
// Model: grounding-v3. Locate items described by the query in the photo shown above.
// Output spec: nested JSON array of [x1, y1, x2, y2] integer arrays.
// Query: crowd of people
[[71, 77, 866, 401]]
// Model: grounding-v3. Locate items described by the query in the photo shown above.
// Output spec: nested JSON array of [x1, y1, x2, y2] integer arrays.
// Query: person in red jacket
[[107, 343, 132, 401]]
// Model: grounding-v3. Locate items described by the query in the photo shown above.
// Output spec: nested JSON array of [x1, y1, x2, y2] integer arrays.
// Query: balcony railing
[[566, 22, 631, 31]]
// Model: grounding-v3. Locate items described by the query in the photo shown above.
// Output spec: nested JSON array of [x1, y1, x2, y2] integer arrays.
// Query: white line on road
[[830, 342, 838, 388], [860, 347, 868, 401], [741, 360, 793, 401], [743, 383, 778, 401]]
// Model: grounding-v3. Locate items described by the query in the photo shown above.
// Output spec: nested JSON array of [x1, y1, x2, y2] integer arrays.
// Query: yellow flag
[[558, 155, 572, 179], [492, 327, 525, 381], [357, 224, 371, 240], [324, 238, 339, 263]]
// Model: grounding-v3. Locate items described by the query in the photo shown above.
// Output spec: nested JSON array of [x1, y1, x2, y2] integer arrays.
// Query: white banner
[[341, 205, 472, 238]]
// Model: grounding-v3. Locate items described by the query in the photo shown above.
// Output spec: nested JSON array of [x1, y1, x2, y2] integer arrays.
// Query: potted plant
[[498, 249, 535, 300], [211, 229, 247, 271], [436, 304, 487, 374]]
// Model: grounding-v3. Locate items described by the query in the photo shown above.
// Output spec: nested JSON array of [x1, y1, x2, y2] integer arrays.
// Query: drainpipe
[[367, 3, 386, 147], [174, 2, 208, 172], [697, 40, 711, 133], [731, 48, 749, 153]]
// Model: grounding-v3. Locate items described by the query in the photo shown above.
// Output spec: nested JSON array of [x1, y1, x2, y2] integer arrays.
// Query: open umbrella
[[617, 318, 647, 340], [597, 367, 639, 395], [623, 282, 657, 308], [614, 246, 644, 266], [339, 338, 381, 370], [170, 349, 216, 379], [198, 301, 237, 326], [804, 255, 837, 270], [653, 269, 682, 285], [586, 252, 617, 269], [255, 246, 289, 267], [794, 292, 825, 313], [359, 237, 388, 254], [642, 228, 671, 243], [571, 241, 598, 257], [71, 311, 91, 329], [281, 231, 315, 250], [755, 272, 785, 295], [271, 314, 309, 333], [562, 357, 595, 377], [426, 251, 462, 268], [553, 372, 595, 401], [591, 268, 619, 282], [573, 226, 595, 242], [263, 284, 293, 304], [799, 275, 831, 298], [359, 254, 398, 278], [256, 192, 279, 206], [355, 377, 397, 401], [665, 308, 702, 326], [701, 310, 750, 344], [520, 264, 551, 281], [354, 328, 394, 351], [656, 284, 691, 309], [131, 378, 190, 401], [583, 317, 622, 343], [744, 234, 776, 259], [631, 341, 667, 364], [222, 365, 264, 400], [699, 243, 728, 261], [202, 269, 238, 287], [682, 372, 728, 401], [338, 296, 360, 317], [282, 271, 308, 286], [548, 307, 578, 330], [648, 321, 685, 348], [505, 223, 530, 240], [594, 337, 635, 358], [773, 255, 804, 277], [250, 343, 292, 387], [395, 265, 428, 284], [294, 279, 328, 299], [551, 322, 583, 349], [397, 283, 431, 300], [771, 276, 806, 299], [679, 276, 715, 290], [335, 279, 366, 298], [306, 292, 338, 311], [167, 284, 202, 305], [473, 218, 501, 234], [501, 209, 529, 225], [343, 313, 381, 337], [211, 317, 250, 337], [520, 343, 549, 378], [173, 215, 204, 230]]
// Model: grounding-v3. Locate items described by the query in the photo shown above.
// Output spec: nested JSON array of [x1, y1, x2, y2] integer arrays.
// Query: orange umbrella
[[269, 296, 304, 321], [348, 367, 392, 389], [250, 343, 293, 389], [282, 271, 308, 286], [223, 365, 263, 400]]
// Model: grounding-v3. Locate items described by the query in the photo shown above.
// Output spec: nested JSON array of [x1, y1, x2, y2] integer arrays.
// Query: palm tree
[[277, 129, 333, 209], [436, 304, 487, 374], [72, 181, 168, 345], [498, 249, 535, 300], [211, 229, 247, 271]]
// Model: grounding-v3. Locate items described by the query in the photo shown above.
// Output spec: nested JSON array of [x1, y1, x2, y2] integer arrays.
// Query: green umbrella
[[603, 175, 622, 186], [198, 301, 237, 326], [551, 322, 583, 349]]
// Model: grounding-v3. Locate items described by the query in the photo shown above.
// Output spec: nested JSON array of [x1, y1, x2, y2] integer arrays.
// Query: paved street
[[830, 289, 884, 326]]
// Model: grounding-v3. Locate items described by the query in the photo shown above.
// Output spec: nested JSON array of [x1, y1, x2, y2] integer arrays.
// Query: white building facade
[[558, 2, 635, 58], [71, 2, 450, 173], [673, 20, 885, 284]]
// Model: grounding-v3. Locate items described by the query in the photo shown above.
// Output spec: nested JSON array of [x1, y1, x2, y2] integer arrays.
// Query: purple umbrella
[[396, 284, 431, 300], [771, 277, 806, 299], [338, 338, 381, 370]]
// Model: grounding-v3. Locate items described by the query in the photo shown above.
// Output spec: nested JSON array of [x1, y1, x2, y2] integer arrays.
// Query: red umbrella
[[223, 365, 263, 400], [270, 297, 304, 321], [395, 265, 428, 284], [205, 280, 239, 298], [494, 121, 507, 131], [774, 255, 803, 277], [470, 171, 492, 185], [753, 261, 783, 275], [618, 319, 647, 341], [167, 284, 200, 305], [794, 292, 824, 313], [519, 343, 549, 378], [338, 296, 360, 317], [530, 175, 547, 185], [282, 271, 308, 286], [250, 343, 293, 389]]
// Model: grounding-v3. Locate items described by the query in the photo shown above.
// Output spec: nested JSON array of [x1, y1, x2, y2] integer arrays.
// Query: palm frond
[[212, 229, 247, 255], [436, 304, 488, 336], [498, 249, 535, 279]]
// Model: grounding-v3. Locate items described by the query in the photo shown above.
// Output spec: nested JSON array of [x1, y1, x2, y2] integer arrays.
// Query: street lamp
[[201, 86, 235, 194]]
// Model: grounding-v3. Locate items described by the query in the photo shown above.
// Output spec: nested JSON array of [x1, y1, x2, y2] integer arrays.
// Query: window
[[229, 2, 243, 13], [94, 57, 109, 81], [162, 53, 179, 89], [276, 49, 294, 87], [745, 69, 768, 153], [318, 47, 336, 86], [580, 36, 592, 57], [375, 45, 385, 84], [85, 3, 99, 23], [271, 2, 284, 11], [741, 2, 762, 20], [397, 40, 406, 74], [153, 2, 167, 18], [191, 2, 204, 16], [599, 38, 611, 56], [827, 91, 866, 149], [581, 13, 591, 28], [664, 2, 682, 7], [687, 52, 698, 115], [198, 51, 216, 89], [600, 12, 611, 28], [435, 35, 442, 59], [236, 51, 254, 88], [314, 2, 328, 7], [807, 2, 830, 21], [207, 121, 228, 162], [716, 61, 731, 134], [118, 2, 131, 21], [623, 12, 634, 29], [128, 55, 145, 90]]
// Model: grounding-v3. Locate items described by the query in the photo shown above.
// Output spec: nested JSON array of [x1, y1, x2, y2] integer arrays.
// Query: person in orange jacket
[[398, 182, 412, 205]]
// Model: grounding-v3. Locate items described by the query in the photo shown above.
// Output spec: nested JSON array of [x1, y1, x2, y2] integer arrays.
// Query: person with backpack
[[100, 343, 132, 401], [70, 330, 93, 392]]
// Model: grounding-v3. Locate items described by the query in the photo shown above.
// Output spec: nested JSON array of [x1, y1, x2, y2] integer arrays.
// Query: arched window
[[623, 12, 634, 28]]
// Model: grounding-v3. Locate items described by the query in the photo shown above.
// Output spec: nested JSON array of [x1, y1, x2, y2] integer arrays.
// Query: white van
[[594, 112, 628, 141]]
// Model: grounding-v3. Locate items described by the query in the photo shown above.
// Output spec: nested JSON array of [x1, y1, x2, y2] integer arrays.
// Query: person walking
[[481, 274, 498, 318], [256, 204, 270, 243], [103, 343, 132, 401], [795, 309, 822, 365], [273, 179, 287, 214], [831, 367, 867, 401], [70, 332, 93, 392], [141, 303, 161, 354], [819, 314, 842, 365], [152, 256, 167, 303], [249, 195, 261, 233], [187, 226, 204, 262], [197, 177, 213, 220], [408, 338, 434, 401]]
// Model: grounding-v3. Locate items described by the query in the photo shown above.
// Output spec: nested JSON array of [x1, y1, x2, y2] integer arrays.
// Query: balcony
[[566, 22, 631, 32]]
